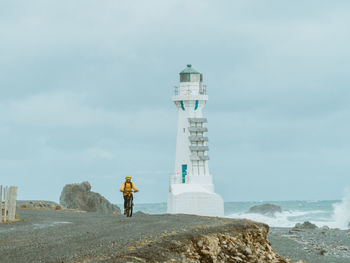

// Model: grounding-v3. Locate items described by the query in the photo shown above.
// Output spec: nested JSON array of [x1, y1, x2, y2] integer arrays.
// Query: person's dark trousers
[[123, 195, 127, 209]]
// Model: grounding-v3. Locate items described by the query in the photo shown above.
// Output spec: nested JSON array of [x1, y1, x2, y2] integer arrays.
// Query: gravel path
[[0, 210, 232, 263], [3, 210, 348, 263]]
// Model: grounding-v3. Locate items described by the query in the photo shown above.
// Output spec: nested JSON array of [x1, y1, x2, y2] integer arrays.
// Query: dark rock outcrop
[[292, 221, 318, 231], [59, 181, 120, 214], [248, 203, 282, 216]]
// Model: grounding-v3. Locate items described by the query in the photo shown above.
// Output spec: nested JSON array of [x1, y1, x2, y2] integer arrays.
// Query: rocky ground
[[269, 227, 350, 263], [0, 209, 303, 263], [17, 200, 65, 210]]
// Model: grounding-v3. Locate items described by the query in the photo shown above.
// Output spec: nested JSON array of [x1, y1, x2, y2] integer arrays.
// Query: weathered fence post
[[0, 185, 18, 223], [8, 186, 18, 221], [4, 186, 8, 222], [0, 185, 2, 222], [8, 187, 13, 221]]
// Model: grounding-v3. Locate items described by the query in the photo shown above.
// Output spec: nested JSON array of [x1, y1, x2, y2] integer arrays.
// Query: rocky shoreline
[[269, 226, 350, 263], [119, 219, 302, 263], [0, 209, 304, 263], [2, 202, 350, 263]]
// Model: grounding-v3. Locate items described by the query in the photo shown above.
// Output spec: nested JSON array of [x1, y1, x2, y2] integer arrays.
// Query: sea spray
[[332, 189, 350, 229]]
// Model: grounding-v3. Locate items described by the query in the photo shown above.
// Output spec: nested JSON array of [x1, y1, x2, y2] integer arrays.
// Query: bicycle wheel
[[127, 197, 133, 217]]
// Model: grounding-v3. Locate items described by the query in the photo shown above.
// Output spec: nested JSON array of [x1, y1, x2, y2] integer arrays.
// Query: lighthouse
[[167, 64, 224, 217]]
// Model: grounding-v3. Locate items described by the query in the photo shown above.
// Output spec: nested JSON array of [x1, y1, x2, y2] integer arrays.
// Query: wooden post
[[0, 185, 2, 222], [8, 187, 12, 221], [10, 187, 13, 221], [3, 186, 8, 222], [0, 186, 18, 223], [8, 186, 18, 221], [14, 186, 18, 219]]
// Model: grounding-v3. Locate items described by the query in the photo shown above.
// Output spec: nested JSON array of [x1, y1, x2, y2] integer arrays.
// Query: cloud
[[84, 147, 114, 160], [1, 0, 350, 201], [0, 91, 175, 130]]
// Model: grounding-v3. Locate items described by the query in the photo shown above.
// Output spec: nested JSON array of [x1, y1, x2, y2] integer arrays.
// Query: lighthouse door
[[181, 164, 187, 183]]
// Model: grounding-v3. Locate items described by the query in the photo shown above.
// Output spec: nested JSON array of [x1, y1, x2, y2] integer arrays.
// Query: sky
[[1, 0, 350, 204]]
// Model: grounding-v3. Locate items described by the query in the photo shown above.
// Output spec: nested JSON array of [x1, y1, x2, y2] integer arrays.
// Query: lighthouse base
[[167, 184, 224, 217]]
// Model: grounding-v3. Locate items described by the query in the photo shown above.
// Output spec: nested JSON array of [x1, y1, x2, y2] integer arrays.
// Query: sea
[[132, 198, 350, 230]]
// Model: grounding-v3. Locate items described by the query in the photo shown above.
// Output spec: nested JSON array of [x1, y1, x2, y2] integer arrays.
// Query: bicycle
[[124, 190, 135, 217]]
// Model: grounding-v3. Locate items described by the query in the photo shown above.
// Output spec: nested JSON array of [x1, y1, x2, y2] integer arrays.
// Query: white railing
[[1, 186, 18, 222], [173, 85, 207, 96], [199, 84, 207, 95], [174, 86, 179, 96]]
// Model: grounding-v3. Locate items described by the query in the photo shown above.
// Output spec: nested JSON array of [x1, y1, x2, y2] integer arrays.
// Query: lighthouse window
[[180, 73, 190, 82], [190, 74, 200, 82], [180, 73, 200, 82], [183, 128, 185, 133]]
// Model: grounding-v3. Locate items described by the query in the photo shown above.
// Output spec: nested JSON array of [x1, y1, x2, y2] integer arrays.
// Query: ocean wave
[[226, 210, 332, 228]]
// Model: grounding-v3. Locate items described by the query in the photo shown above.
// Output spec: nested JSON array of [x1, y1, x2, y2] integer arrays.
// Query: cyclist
[[120, 176, 139, 215]]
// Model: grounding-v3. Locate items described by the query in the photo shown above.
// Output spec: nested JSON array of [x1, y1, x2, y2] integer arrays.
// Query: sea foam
[[226, 210, 325, 228], [225, 194, 350, 229]]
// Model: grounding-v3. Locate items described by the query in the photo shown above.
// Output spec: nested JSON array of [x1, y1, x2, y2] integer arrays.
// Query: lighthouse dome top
[[180, 64, 200, 74], [179, 64, 202, 83]]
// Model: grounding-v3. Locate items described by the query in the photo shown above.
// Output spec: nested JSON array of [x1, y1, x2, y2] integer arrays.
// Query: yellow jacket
[[120, 181, 138, 196]]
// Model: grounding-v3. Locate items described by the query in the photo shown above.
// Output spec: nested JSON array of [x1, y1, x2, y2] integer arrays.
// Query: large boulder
[[59, 181, 121, 214], [248, 203, 282, 216]]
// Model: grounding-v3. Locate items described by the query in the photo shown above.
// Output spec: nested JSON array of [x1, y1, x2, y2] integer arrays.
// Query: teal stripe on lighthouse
[[182, 164, 187, 183], [195, 100, 199, 110], [180, 101, 185, 111]]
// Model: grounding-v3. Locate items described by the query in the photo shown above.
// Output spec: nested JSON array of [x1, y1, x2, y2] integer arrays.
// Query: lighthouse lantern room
[[167, 64, 224, 217]]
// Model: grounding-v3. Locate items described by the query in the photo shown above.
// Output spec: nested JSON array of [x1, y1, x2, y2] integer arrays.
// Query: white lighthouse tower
[[167, 64, 224, 217]]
